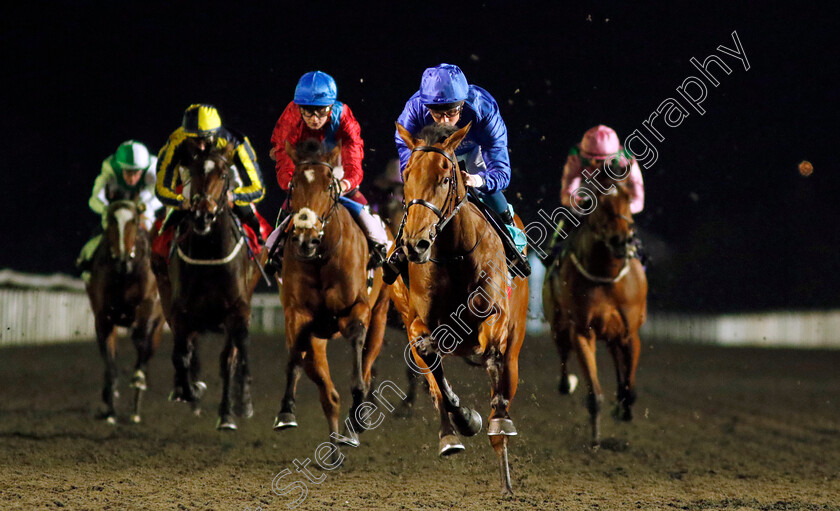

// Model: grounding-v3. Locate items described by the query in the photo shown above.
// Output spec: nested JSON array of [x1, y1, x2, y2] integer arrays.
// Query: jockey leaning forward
[[543, 124, 646, 268], [266, 70, 390, 273], [155, 104, 267, 248], [76, 140, 163, 278], [391, 63, 530, 278]]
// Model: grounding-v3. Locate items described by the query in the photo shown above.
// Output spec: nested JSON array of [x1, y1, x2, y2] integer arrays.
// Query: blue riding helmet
[[419, 63, 469, 105], [294, 71, 338, 106]]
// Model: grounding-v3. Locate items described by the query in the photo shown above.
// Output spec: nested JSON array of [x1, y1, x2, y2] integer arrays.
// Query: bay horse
[[393, 122, 529, 494], [153, 140, 262, 430], [85, 199, 164, 424], [272, 139, 391, 461], [542, 177, 647, 447]]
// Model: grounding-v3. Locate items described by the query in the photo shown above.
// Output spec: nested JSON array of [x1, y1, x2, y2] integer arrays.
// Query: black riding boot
[[235, 205, 264, 245], [498, 208, 532, 277], [368, 240, 388, 270], [382, 246, 408, 286], [264, 212, 291, 278]]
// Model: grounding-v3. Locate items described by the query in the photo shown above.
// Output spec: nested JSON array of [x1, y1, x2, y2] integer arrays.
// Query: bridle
[[287, 159, 343, 261], [397, 146, 470, 247], [175, 154, 247, 266], [572, 205, 636, 283]]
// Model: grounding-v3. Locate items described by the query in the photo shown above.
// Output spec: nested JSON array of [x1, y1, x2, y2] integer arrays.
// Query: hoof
[[216, 416, 238, 431], [192, 381, 207, 399], [335, 429, 360, 447], [451, 407, 483, 437], [273, 412, 298, 430], [488, 418, 518, 436], [130, 370, 147, 391], [439, 435, 465, 456], [130, 414, 141, 424], [105, 415, 117, 425], [559, 374, 578, 395]]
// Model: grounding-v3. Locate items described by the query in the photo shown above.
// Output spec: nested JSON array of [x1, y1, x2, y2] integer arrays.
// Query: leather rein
[[286, 159, 343, 261], [395, 146, 481, 263]]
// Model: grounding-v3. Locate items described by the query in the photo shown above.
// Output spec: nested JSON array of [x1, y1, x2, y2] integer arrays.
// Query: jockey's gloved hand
[[461, 171, 485, 188]]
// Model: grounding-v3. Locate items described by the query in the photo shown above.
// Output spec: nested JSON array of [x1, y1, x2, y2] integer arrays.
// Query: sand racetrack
[[1, 328, 839, 510]]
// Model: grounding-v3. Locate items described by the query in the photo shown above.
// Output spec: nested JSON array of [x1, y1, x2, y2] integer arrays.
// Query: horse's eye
[[442, 177, 450, 186]]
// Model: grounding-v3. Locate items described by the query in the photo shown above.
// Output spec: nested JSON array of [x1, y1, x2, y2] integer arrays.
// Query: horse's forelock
[[417, 123, 458, 146]]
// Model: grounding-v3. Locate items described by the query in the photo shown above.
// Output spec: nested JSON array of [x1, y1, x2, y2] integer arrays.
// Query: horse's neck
[[183, 210, 239, 251], [434, 203, 482, 258], [574, 227, 624, 274]]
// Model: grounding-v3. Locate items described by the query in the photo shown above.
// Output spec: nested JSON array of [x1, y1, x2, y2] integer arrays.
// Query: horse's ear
[[443, 122, 471, 152], [136, 202, 146, 214], [285, 140, 298, 163], [327, 140, 342, 166], [395, 122, 417, 150]]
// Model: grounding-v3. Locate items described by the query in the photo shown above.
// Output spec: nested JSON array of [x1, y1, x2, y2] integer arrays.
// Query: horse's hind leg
[[572, 329, 604, 447], [339, 303, 371, 435], [553, 327, 578, 395], [95, 316, 118, 424]]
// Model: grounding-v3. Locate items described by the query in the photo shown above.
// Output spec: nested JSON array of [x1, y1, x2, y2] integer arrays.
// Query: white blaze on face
[[204, 160, 216, 174], [113, 208, 134, 258], [293, 207, 319, 230], [304, 169, 315, 183]]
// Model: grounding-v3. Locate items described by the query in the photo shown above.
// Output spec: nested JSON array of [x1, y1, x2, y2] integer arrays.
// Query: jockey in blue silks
[[394, 63, 529, 275]]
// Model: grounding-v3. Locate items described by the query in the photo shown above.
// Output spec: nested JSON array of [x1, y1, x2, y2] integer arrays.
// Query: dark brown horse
[[393, 122, 529, 494], [85, 200, 164, 424], [542, 178, 647, 447], [272, 140, 392, 461], [153, 141, 262, 430]]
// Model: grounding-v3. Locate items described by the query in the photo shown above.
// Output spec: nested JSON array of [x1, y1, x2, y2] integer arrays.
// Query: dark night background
[[1, 2, 836, 313]]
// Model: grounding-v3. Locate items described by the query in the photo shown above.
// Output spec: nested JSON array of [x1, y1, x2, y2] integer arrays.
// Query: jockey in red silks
[[266, 71, 389, 273], [545, 125, 647, 267]]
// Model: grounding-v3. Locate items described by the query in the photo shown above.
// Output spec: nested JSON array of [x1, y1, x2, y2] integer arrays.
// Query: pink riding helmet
[[579, 125, 624, 160]]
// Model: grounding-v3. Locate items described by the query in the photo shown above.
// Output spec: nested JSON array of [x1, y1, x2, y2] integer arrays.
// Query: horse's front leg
[[169, 315, 203, 407], [129, 300, 164, 424], [229, 308, 254, 421], [95, 315, 118, 424], [572, 328, 604, 447], [610, 331, 640, 422], [338, 301, 371, 435], [408, 337, 460, 455], [409, 318, 482, 454], [274, 308, 312, 430]]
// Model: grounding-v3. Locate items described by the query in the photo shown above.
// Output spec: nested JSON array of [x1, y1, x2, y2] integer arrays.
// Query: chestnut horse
[[273, 140, 391, 460], [153, 141, 262, 430], [393, 122, 529, 494], [85, 200, 164, 424], [542, 179, 647, 447]]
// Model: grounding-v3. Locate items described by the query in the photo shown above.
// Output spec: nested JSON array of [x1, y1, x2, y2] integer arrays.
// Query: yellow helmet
[[182, 104, 222, 137]]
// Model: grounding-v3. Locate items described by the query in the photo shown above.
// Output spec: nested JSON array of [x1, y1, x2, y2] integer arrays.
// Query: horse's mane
[[417, 123, 458, 146], [295, 138, 329, 161]]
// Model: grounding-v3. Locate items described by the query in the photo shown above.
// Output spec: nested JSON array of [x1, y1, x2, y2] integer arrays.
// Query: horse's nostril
[[609, 235, 621, 247], [415, 239, 431, 253], [309, 238, 321, 246]]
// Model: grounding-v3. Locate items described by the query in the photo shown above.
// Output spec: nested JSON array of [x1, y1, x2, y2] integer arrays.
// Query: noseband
[[399, 146, 469, 243], [287, 159, 343, 260]]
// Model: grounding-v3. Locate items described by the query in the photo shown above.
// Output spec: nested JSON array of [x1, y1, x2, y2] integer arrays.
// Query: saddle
[[465, 189, 531, 277]]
